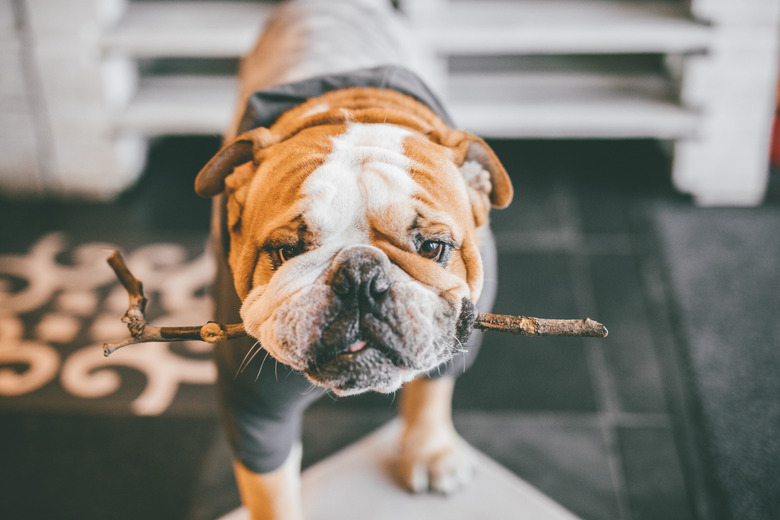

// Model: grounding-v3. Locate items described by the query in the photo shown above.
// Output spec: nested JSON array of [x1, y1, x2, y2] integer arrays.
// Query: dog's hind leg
[[398, 376, 477, 494]]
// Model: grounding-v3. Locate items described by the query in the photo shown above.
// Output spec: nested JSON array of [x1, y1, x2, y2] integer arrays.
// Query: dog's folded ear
[[195, 128, 278, 197], [432, 129, 514, 226], [461, 136, 513, 210]]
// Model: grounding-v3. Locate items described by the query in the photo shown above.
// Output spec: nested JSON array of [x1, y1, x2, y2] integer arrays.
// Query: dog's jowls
[[194, 1, 513, 518]]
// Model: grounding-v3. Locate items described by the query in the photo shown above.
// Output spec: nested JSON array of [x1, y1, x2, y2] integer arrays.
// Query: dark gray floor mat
[[653, 204, 780, 520]]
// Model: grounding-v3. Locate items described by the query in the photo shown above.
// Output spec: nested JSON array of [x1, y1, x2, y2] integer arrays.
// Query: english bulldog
[[194, 1, 513, 518]]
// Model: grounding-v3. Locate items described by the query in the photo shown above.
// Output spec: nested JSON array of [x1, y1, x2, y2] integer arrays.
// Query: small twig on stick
[[103, 250, 607, 356], [103, 250, 246, 356]]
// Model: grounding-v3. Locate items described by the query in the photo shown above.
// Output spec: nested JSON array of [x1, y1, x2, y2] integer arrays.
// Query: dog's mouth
[[305, 346, 408, 395], [296, 296, 477, 395], [303, 314, 419, 394]]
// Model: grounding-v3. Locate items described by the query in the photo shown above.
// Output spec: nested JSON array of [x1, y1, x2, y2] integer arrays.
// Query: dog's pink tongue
[[348, 340, 367, 353]]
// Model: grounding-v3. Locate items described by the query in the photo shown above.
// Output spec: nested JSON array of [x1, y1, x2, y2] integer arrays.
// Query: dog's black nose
[[331, 252, 391, 311]]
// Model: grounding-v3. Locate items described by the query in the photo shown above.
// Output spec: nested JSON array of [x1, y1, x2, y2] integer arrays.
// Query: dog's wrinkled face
[[246, 243, 476, 395], [196, 92, 512, 395]]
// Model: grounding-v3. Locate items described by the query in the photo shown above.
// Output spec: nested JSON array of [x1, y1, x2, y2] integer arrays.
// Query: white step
[[446, 56, 698, 138], [220, 420, 583, 520], [112, 66, 697, 139], [100, 1, 274, 58], [451, 95, 697, 139], [417, 0, 710, 55], [100, 1, 709, 59]]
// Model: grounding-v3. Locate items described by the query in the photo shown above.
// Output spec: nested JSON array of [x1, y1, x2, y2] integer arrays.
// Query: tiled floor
[[2, 136, 766, 520]]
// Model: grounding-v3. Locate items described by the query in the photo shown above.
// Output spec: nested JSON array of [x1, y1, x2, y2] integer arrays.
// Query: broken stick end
[[103, 338, 134, 357], [585, 318, 608, 338]]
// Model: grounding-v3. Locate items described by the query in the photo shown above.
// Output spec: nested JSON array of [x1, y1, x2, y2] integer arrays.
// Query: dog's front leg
[[233, 444, 303, 520], [399, 377, 476, 494]]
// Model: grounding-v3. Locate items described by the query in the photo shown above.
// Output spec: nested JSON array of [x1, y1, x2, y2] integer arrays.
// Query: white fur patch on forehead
[[301, 123, 418, 243]]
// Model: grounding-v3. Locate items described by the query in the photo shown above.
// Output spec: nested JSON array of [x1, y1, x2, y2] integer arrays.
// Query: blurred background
[[1, 0, 779, 519]]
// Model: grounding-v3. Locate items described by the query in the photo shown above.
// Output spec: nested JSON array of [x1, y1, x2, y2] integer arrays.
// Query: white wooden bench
[[1, 0, 777, 205]]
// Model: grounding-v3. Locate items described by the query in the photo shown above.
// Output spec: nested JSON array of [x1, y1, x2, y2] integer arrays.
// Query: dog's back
[[228, 0, 437, 139]]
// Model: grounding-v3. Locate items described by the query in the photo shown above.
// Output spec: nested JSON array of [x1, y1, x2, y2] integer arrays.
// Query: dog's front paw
[[398, 423, 477, 494]]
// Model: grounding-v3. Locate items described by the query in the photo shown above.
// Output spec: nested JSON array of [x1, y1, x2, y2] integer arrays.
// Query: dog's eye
[[277, 245, 301, 264], [418, 240, 446, 262]]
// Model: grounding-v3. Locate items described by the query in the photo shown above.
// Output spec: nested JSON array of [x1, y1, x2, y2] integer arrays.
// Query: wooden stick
[[473, 313, 608, 337], [103, 251, 607, 356]]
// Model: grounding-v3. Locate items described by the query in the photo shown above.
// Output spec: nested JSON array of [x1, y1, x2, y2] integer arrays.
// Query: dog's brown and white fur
[[195, 1, 513, 518]]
